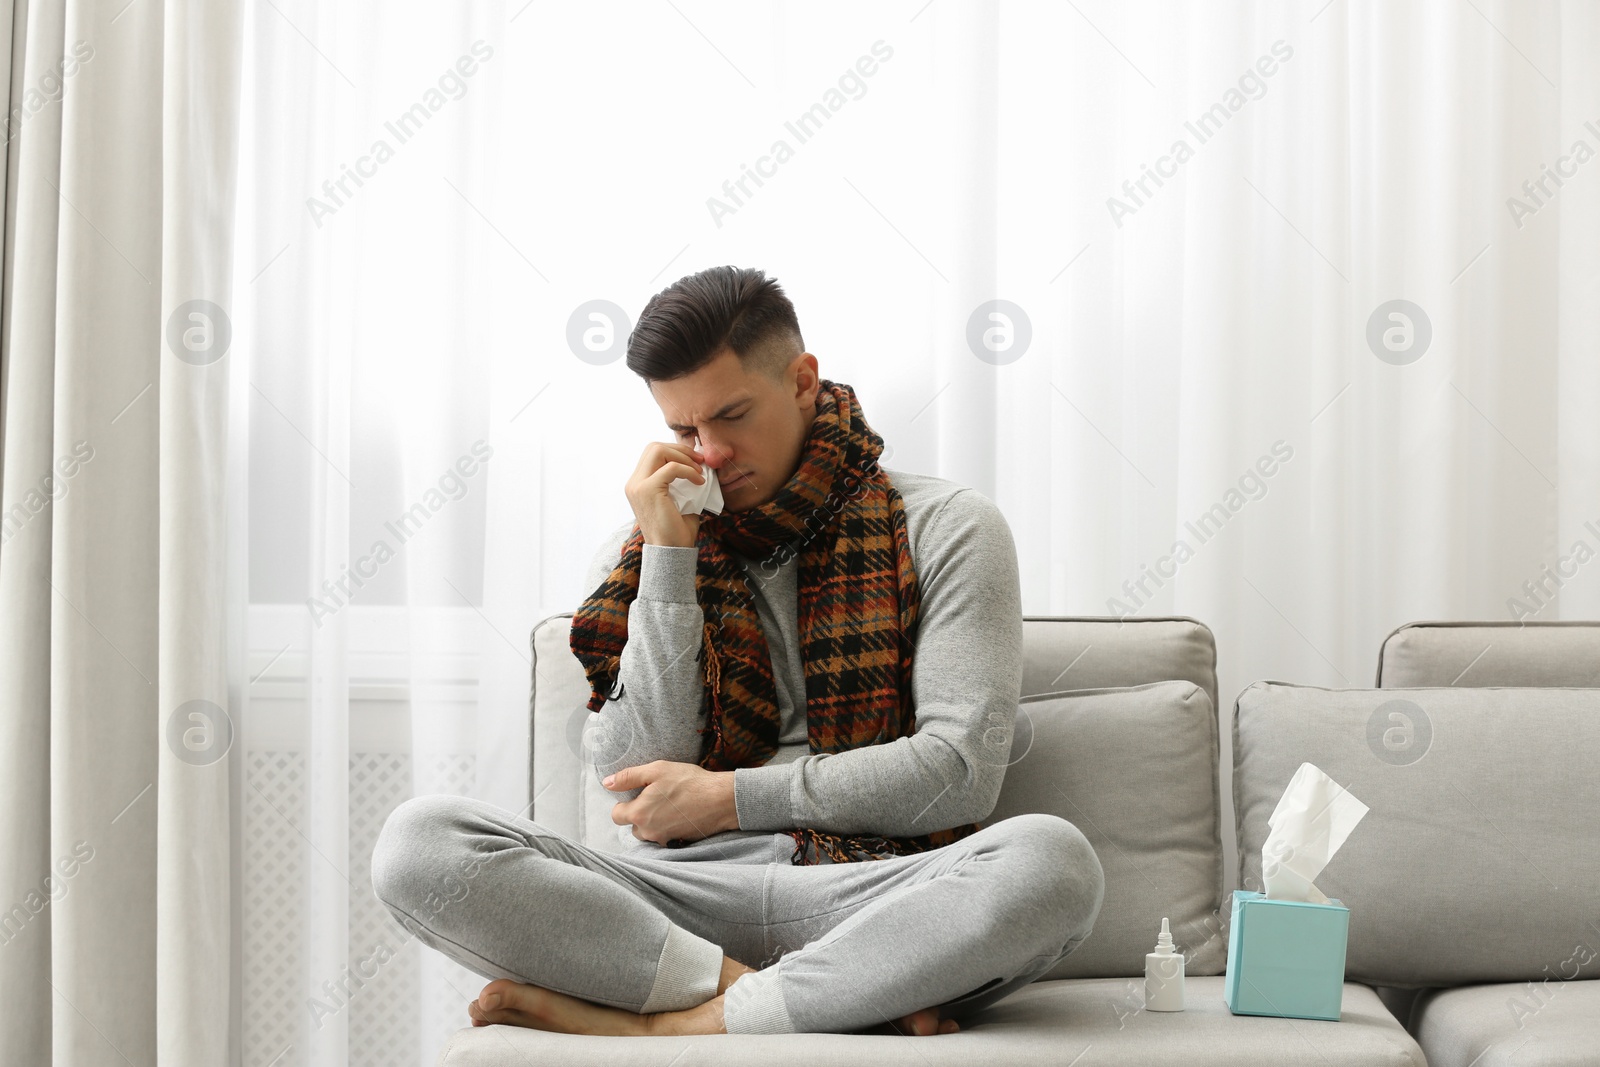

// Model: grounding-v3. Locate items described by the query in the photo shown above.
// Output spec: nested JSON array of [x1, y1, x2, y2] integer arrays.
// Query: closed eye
[[675, 413, 745, 436]]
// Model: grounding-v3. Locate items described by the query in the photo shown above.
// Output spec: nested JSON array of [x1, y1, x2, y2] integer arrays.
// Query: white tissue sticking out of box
[[1261, 762, 1370, 904], [666, 436, 724, 515]]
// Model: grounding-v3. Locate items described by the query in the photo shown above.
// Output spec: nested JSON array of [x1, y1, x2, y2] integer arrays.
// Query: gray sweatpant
[[370, 795, 1105, 1035]]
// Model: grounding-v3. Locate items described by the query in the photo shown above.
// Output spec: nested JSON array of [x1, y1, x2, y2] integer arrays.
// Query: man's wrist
[[731, 763, 795, 832], [720, 770, 740, 833]]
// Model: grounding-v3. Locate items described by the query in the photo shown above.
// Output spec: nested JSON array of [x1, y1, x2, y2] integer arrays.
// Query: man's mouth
[[720, 469, 752, 489]]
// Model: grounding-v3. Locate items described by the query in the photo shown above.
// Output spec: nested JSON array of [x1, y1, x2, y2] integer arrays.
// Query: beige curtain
[[0, 0, 245, 1064]]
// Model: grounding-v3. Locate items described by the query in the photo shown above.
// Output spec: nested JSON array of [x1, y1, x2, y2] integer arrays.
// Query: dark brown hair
[[626, 266, 804, 384]]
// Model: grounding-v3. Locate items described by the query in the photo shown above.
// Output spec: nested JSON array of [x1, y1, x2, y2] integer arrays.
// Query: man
[[371, 266, 1104, 1038]]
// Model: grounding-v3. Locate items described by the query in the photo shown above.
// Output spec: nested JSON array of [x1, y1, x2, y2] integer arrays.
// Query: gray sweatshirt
[[578, 467, 1024, 856]]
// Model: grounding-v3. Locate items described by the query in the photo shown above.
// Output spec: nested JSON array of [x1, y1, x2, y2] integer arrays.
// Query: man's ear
[[791, 352, 821, 407]]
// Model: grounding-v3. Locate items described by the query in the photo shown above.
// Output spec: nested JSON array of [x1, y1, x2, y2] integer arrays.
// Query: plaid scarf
[[570, 379, 985, 865]]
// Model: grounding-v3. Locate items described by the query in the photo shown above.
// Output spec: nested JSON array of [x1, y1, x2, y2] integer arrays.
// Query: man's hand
[[604, 761, 738, 844], [627, 440, 706, 548]]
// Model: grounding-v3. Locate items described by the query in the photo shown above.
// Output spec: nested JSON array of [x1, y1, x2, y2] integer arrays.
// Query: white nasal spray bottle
[[1144, 917, 1185, 1011]]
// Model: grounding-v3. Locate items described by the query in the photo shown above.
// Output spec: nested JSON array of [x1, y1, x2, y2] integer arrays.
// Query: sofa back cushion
[[1233, 681, 1600, 986], [1022, 615, 1218, 713], [1377, 620, 1600, 687], [990, 680, 1226, 980], [531, 612, 613, 849]]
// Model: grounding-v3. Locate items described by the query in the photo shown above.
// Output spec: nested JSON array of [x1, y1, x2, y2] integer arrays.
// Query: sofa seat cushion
[[434, 977, 1423, 1066], [1410, 978, 1600, 1067]]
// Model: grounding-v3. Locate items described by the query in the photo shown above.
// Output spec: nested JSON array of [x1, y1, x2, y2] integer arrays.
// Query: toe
[[470, 980, 535, 1028], [478, 978, 519, 1013]]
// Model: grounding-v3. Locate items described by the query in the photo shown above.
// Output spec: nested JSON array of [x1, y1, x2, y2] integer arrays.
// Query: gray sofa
[[430, 615, 1598, 1065], [1369, 620, 1600, 1066]]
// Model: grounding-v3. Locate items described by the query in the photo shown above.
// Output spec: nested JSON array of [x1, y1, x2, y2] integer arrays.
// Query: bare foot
[[469, 978, 662, 1036], [468, 963, 957, 1038], [719, 956, 757, 995], [469, 972, 735, 1038], [895, 1006, 961, 1036]]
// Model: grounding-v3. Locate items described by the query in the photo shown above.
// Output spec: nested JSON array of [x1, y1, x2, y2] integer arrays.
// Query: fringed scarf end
[[701, 620, 723, 714]]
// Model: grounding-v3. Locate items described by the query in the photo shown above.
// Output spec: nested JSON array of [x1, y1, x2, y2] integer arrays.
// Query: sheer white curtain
[[232, 0, 1600, 1061]]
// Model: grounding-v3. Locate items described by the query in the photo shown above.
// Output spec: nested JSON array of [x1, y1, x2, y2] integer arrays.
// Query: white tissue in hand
[[667, 461, 723, 515], [1261, 762, 1370, 904]]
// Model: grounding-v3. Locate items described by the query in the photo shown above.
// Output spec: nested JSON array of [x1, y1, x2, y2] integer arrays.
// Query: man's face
[[649, 345, 819, 512]]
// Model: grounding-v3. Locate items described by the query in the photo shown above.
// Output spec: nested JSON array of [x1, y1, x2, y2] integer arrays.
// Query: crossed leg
[[463, 956, 961, 1036], [371, 796, 1104, 1037]]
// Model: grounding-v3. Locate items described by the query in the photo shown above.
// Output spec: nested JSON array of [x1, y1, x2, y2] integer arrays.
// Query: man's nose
[[697, 436, 733, 468]]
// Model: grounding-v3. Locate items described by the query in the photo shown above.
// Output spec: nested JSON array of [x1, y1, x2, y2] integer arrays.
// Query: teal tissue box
[[1223, 890, 1349, 1021]]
